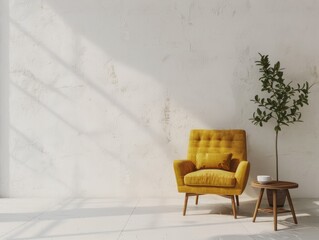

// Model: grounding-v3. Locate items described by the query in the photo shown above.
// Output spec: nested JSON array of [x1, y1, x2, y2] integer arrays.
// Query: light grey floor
[[0, 197, 318, 240]]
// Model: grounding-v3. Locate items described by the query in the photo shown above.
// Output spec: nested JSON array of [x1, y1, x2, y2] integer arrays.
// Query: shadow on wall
[[9, 81, 160, 197], [10, 20, 164, 143], [45, 0, 319, 122], [9, 1, 255, 198], [41, 0, 251, 127], [43, 3, 319, 126], [8, 0, 319, 197], [9, 17, 176, 197]]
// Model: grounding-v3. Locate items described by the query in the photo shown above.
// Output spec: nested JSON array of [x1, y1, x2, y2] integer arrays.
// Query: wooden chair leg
[[235, 195, 239, 206], [183, 193, 189, 216], [195, 195, 199, 205], [231, 195, 237, 219]]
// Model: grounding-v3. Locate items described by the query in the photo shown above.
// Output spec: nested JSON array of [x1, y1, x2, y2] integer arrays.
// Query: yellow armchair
[[173, 129, 250, 218]]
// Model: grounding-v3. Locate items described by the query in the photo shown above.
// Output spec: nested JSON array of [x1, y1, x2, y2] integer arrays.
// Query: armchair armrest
[[234, 161, 250, 193], [173, 160, 196, 186]]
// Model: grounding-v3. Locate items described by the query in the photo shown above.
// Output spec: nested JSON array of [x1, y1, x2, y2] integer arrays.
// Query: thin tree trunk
[[275, 130, 279, 181]]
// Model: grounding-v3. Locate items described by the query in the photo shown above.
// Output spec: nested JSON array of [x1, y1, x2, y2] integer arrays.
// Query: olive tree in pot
[[250, 53, 311, 207]]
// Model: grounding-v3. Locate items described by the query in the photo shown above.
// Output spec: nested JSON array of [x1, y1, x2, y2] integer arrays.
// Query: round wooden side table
[[251, 181, 298, 231]]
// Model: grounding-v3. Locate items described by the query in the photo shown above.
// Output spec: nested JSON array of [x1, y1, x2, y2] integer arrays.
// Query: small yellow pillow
[[196, 153, 232, 171]]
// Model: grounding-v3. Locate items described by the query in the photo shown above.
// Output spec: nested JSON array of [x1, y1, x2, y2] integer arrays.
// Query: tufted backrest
[[187, 129, 247, 172]]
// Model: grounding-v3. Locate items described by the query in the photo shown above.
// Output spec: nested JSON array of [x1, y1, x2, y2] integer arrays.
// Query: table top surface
[[251, 180, 298, 190]]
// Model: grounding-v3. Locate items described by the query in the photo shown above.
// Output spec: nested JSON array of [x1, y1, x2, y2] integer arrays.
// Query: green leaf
[[250, 53, 310, 131]]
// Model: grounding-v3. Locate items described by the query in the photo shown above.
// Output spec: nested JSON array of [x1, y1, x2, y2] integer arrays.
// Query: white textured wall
[[6, 0, 319, 197], [0, 0, 10, 197]]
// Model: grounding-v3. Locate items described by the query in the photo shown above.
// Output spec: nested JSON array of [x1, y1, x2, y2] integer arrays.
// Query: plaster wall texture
[[0, 0, 10, 196], [4, 0, 319, 197]]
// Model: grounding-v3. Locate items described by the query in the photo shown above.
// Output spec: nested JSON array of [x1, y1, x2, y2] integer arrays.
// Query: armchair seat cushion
[[184, 169, 236, 187]]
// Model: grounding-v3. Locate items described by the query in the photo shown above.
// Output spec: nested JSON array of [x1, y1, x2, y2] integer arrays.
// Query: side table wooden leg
[[286, 190, 298, 224], [273, 190, 277, 231], [253, 188, 264, 222]]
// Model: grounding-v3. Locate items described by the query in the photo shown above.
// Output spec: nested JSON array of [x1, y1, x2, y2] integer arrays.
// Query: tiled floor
[[0, 197, 318, 239]]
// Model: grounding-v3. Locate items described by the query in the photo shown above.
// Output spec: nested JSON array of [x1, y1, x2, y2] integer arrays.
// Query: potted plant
[[250, 53, 311, 206]]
